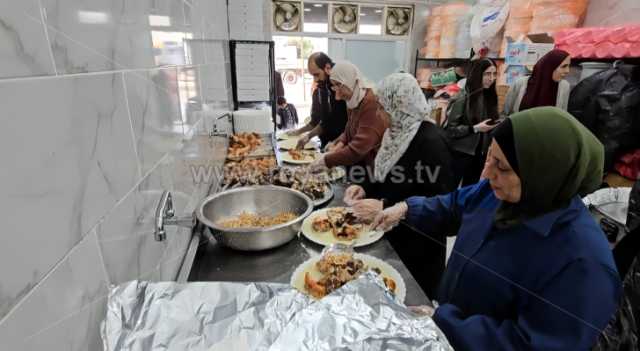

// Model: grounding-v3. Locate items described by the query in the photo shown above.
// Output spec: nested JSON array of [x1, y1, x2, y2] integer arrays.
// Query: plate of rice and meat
[[290, 249, 405, 302], [300, 207, 384, 247]]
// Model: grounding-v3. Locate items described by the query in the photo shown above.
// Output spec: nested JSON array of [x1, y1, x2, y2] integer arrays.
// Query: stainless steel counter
[[188, 181, 431, 306]]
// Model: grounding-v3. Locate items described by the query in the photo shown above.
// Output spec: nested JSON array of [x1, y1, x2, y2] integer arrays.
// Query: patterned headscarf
[[374, 73, 434, 182], [330, 61, 374, 109]]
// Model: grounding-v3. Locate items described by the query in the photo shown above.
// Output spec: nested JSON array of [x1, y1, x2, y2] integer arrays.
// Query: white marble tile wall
[[0, 1, 56, 78], [40, 0, 155, 74], [0, 230, 109, 350], [0, 71, 137, 320], [124, 66, 185, 174], [0, 0, 238, 348], [186, 0, 229, 40]]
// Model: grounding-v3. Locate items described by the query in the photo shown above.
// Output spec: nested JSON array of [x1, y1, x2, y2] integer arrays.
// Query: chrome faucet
[[209, 113, 232, 137], [154, 191, 196, 241]]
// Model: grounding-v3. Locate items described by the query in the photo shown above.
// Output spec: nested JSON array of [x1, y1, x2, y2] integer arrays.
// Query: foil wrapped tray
[[101, 273, 452, 351]]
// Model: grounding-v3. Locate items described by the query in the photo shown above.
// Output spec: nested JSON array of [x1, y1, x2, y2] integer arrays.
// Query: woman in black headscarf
[[445, 58, 500, 186], [503, 49, 571, 115]]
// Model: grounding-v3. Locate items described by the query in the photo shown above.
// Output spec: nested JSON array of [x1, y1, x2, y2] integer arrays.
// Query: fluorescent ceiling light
[[375, 9, 382, 13], [313, 3, 323, 7], [77, 11, 110, 24], [149, 15, 171, 27], [304, 8, 311, 12]]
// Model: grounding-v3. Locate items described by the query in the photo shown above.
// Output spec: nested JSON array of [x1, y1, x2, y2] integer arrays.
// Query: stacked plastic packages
[[422, 6, 443, 58], [529, 0, 590, 34], [555, 25, 640, 59], [422, 3, 472, 59], [500, 0, 533, 57], [439, 4, 473, 58]]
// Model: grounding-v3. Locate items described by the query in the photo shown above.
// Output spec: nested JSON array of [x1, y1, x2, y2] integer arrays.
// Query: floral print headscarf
[[374, 73, 434, 182]]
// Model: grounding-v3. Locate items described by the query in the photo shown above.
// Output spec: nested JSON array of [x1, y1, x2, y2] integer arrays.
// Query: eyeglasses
[[483, 72, 498, 78]]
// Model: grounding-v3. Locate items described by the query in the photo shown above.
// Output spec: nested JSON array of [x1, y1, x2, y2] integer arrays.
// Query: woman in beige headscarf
[[309, 61, 388, 171]]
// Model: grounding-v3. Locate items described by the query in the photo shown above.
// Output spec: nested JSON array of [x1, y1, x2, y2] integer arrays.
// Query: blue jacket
[[405, 180, 621, 351]]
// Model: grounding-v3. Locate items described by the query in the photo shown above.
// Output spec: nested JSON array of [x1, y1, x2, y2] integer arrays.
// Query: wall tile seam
[[0, 63, 227, 84], [37, 0, 58, 76], [21, 291, 109, 346], [0, 230, 109, 327], [120, 72, 143, 180], [0, 149, 176, 326]]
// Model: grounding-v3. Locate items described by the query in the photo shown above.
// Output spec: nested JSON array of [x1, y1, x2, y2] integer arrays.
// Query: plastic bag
[[470, 2, 510, 56], [568, 64, 640, 171], [628, 180, 640, 233], [594, 251, 640, 351], [615, 150, 640, 181]]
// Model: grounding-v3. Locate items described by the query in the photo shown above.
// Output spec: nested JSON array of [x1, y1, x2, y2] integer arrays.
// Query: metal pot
[[155, 186, 313, 251]]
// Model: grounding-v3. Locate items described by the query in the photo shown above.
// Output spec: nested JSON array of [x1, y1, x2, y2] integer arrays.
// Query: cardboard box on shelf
[[505, 33, 555, 66], [497, 84, 510, 114]]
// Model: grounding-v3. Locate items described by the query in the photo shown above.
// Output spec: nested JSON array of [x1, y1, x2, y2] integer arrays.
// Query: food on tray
[[287, 149, 315, 161], [311, 208, 365, 241], [223, 157, 277, 186], [216, 211, 297, 228], [303, 252, 397, 299], [271, 167, 327, 200], [228, 132, 263, 158], [222, 164, 330, 202]]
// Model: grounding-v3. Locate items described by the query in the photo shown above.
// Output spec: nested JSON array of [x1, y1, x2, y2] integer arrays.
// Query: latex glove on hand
[[343, 185, 366, 206], [407, 305, 436, 317], [371, 202, 408, 232], [296, 135, 310, 150], [308, 155, 328, 173], [351, 199, 383, 224]]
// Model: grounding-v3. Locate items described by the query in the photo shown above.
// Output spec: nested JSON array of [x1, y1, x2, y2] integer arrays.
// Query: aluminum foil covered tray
[[101, 273, 452, 351]]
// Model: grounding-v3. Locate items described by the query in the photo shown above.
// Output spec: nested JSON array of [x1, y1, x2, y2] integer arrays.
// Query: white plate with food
[[311, 184, 333, 207], [281, 149, 318, 164], [325, 167, 346, 182], [290, 251, 406, 303], [277, 131, 297, 141], [301, 207, 384, 247], [277, 138, 316, 150]]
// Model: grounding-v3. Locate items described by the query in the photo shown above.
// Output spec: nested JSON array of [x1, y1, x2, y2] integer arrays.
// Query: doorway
[[273, 36, 328, 125]]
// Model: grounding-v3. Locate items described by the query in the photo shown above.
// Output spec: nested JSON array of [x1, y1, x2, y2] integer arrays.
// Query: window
[[358, 6, 383, 35], [303, 2, 328, 33]]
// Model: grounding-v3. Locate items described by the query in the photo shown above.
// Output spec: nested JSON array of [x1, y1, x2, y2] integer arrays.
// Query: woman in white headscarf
[[309, 61, 388, 171], [343, 72, 456, 297]]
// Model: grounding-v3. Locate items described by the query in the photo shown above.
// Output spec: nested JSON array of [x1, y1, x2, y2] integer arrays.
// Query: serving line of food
[[179, 131, 430, 306]]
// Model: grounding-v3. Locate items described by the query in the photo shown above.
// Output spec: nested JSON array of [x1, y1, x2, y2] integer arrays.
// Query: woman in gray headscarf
[[344, 72, 455, 297]]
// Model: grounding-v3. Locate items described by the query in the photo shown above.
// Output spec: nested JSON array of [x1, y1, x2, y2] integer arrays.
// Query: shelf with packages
[[414, 53, 505, 70]]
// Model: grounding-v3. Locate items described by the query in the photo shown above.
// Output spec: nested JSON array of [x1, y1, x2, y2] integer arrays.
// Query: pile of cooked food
[[228, 132, 263, 158], [216, 211, 297, 228], [287, 149, 316, 161], [271, 167, 327, 200], [304, 252, 397, 299], [311, 208, 366, 241], [223, 157, 277, 187], [223, 164, 329, 201]]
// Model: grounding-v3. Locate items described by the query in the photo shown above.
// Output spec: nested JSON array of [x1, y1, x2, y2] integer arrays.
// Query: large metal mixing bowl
[[196, 186, 313, 251]]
